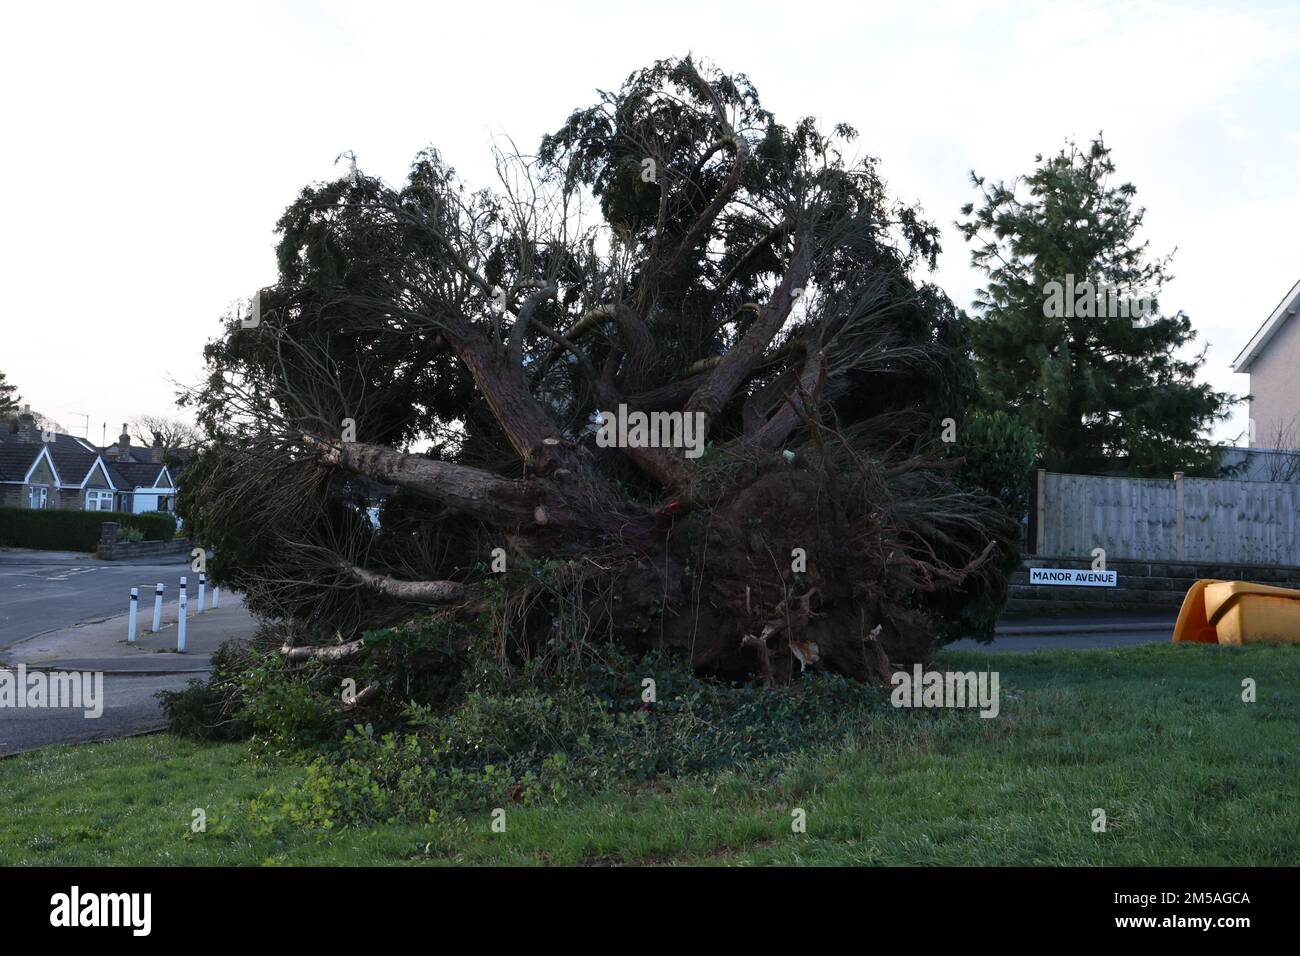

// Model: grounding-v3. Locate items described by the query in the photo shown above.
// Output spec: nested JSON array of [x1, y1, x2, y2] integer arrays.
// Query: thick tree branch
[[310, 435, 659, 536], [686, 233, 814, 432], [452, 329, 590, 476], [508, 283, 558, 367], [347, 564, 471, 604], [746, 350, 826, 451], [281, 639, 366, 663], [308, 436, 554, 526]]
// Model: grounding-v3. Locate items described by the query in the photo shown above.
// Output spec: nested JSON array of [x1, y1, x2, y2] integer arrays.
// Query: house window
[[86, 490, 114, 512], [28, 486, 48, 509]]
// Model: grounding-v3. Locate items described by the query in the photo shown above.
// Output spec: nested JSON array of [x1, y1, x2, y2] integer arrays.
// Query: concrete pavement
[[2, 587, 249, 670]]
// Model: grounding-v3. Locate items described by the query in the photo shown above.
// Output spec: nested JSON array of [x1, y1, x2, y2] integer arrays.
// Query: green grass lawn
[[2, 642, 1298, 866]]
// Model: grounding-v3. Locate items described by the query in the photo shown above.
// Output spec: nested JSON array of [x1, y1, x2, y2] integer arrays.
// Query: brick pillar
[[100, 522, 118, 560]]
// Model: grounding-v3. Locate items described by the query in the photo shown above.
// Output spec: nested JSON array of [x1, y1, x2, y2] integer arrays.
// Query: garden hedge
[[138, 509, 179, 538], [0, 508, 177, 552]]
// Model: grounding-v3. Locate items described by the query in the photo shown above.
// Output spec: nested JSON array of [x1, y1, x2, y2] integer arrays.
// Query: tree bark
[[347, 564, 471, 604]]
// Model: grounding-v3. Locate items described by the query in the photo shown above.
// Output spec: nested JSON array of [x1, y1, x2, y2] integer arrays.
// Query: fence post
[[212, 585, 220, 608], [128, 588, 138, 642], [1174, 471, 1186, 562], [1035, 468, 1047, 556]]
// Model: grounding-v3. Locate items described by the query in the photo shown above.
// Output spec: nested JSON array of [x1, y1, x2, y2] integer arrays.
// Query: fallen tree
[[180, 55, 1017, 686]]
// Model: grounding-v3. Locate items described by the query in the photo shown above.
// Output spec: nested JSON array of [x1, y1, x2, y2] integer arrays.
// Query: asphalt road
[[0, 551, 194, 648], [0, 673, 197, 757], [948, 629, 1171, 653]]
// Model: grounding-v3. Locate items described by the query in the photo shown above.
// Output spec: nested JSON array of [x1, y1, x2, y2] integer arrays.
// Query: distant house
[[1232, 277, 1300, 449], [0, 410, 179, 513]]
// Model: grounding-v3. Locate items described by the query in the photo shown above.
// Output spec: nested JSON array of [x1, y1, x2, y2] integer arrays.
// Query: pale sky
[[2, 0, 1297, 446]]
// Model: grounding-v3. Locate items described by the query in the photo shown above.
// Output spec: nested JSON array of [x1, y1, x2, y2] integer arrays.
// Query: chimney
[[151, 434, 164, 464], [118, 423, 131, 461], [17, 405, 36, 443]]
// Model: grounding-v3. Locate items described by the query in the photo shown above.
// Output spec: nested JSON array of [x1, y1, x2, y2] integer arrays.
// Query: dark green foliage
[[237, 654, 351, 751], [959, 137, 1238, 477], [928, 411, 1038, 643], [245, 648, 886, 832], [173, 605, 887, 832], [156, 643, 257, 743], [955, 409, 1039, 520], [0, 508, 176, 552], [139, 509, 178, 537], [0, 371, 19, 419], [158, 634, 360, 747], [180, 168, 475, 453]]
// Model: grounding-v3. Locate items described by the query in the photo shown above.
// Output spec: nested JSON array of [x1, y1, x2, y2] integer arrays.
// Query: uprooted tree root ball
[[596, 455, 1010, 682], [179, 54, 1021, 707]]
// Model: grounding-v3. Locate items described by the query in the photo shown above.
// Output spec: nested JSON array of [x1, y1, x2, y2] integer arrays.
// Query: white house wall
[[1247, 307, 1300, 447]]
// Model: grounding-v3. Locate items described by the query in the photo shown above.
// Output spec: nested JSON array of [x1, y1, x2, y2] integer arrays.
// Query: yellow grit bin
[[1173, 580, 1300, 645]]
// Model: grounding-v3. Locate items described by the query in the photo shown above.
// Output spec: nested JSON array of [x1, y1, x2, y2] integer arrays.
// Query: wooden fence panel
[[1039, 471, 1300, 565]]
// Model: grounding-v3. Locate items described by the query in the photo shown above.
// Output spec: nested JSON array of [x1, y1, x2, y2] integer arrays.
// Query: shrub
[[931, 408, 1038, 642], [157, 642, 256, 742], [956, 409, 1039, 520], [177, 603, 893, 834], [236, 637, 888, 832], [0, 507, 177, 551], [139, 509, 179, 538], [116, 525, 145, 543]]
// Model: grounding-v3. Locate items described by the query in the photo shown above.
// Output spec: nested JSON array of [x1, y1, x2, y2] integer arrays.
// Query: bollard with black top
[[152, 583, 164, 633], [178, 576, 187, 653], [128, 588, 138, 642]]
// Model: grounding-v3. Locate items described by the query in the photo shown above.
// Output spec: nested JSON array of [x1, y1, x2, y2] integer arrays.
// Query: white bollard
[[178, 577, 188, 653], [212, 585, 220, 608], [128, 588, 138, 642], [151, 583, 164, 633], [198, 572, 206, 613]]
